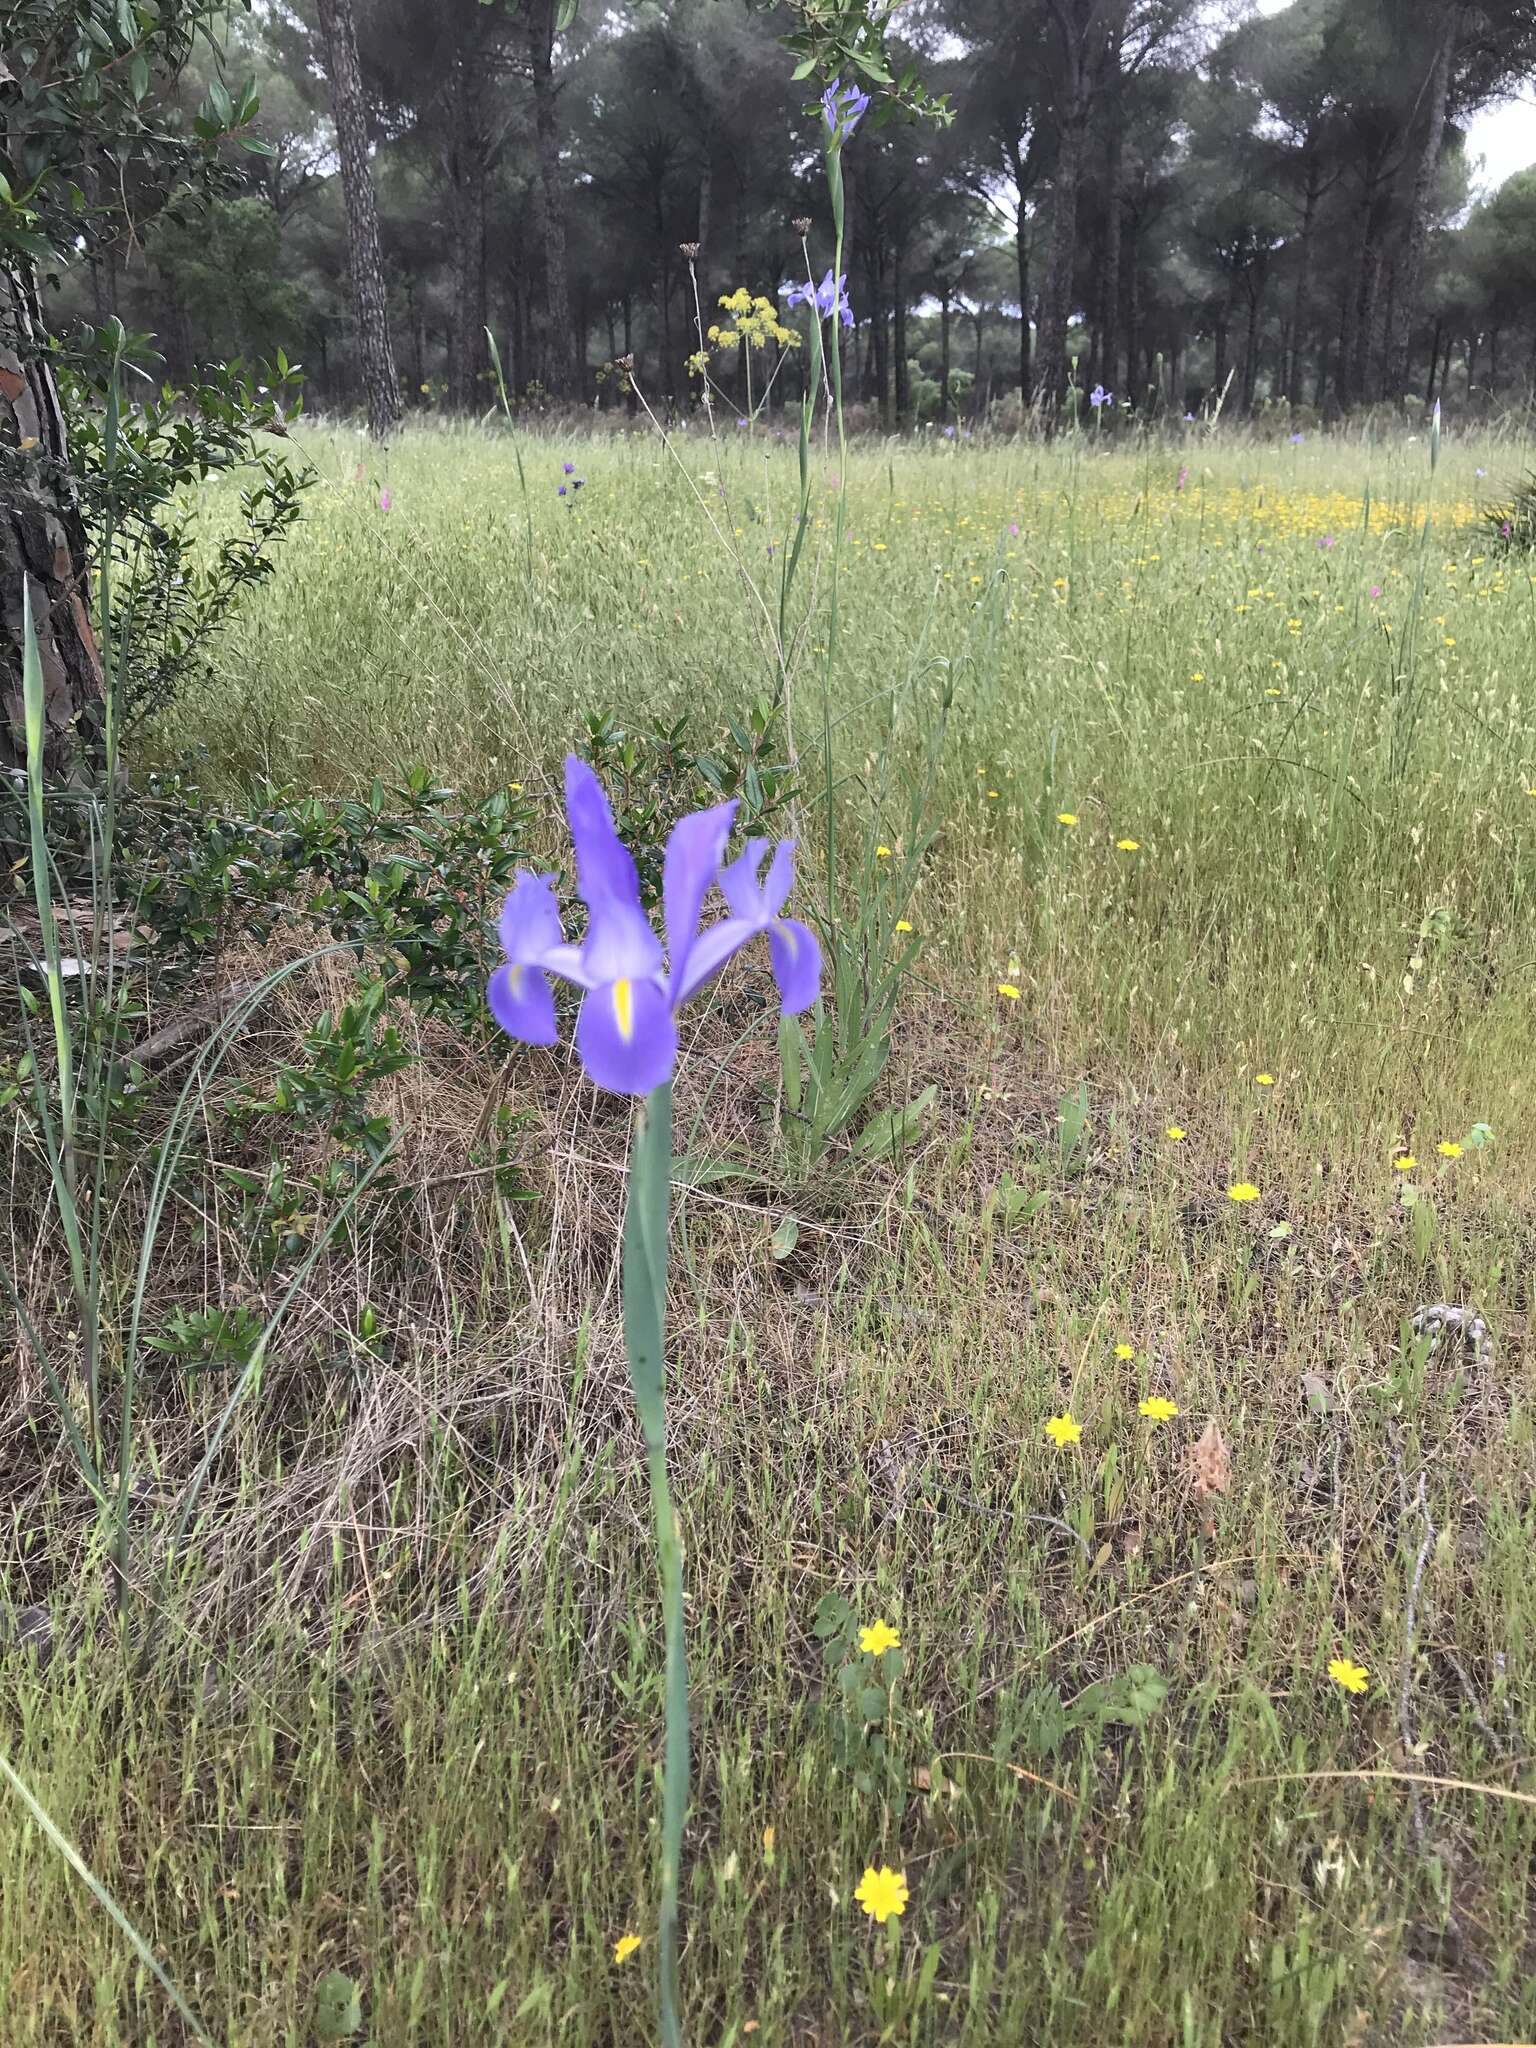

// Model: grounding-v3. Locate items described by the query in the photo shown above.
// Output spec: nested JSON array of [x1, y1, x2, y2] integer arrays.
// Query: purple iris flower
[[821, 78, 870, 141], [557, 483, 567, 496], [563, 460, 575, 474], [490, 757, 820, 1095], [1089, 384, 1111, 409], [782, 269, 855, 329], [1289, 432, 1303, 445]]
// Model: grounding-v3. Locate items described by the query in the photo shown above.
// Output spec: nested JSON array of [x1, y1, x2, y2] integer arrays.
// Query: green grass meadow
[[5, 414, 1536, 2044]]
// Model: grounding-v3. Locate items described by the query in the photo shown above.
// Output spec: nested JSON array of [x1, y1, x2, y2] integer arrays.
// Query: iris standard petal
[[760, 839, 796, 918], [669, 914, 758, 1006], [767, 917, 821, 1012], [719, 837, 772, 917], [664, 799, 737, 1000], [498, 870, 563, 960], [575, 974, 677, 1094], [489, 960, 558, 1045], [564, 755, 664, 983]]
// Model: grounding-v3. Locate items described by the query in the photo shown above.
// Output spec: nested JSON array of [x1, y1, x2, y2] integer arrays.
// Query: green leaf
[[770, 1213, 800, 1260], [128, 52, 148, 101], [858, 1686, 888, 1724], [313, 1969, 363, 2040]]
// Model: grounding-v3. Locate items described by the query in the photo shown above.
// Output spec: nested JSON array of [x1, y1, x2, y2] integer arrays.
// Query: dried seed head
[[791, 216, 813, 237], [678, 241, 700, 260]]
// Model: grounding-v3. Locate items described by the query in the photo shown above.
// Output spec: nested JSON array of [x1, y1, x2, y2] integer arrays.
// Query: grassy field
[[5, 414, 1536, 2045]]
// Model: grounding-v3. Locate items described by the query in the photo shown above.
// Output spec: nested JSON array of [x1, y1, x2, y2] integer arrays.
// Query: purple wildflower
[[1318, 533, 1336, 550], [1009, 521, 1019, 536], [563, 460, 575, 474], [1370, 584, 1382, 598], [1289, 432, 1303, 444], [1176, 465, 1188, 492], [1089, 384, 1111, 409], [557, 484, 567, 497], [490, 758, 820, 1095], [821, 79, 870, 142], [736, 416, 749, 428], [782, 269, 854, 329], [379, 489, 392, 512]]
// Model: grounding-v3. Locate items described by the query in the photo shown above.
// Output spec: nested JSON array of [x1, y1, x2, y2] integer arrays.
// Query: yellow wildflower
[[1393, 1154, 1417, 1171], [1436, 1140, 1462, 1159], [1165, 1125, 1187, 1141], [858, 1619, 901, 1657], [1044, 1413, 1082, 1448], [1227, 1182, 1261, 1203], [1114, 1343, 1135, 1361], [613, 1933, 643, 1965], [854, 1865, 909, 1924], [875, 844, 892, 858], [1116, 837, 1140, 851], [997, 983, 1021, 1001], [1139, 1396, 1179, 1423], [1328, 1657, 1369, 1696], [895, 919, 913, 933], [1056, 811, 1079, 827], [1255, 1073, 1275, 1087]]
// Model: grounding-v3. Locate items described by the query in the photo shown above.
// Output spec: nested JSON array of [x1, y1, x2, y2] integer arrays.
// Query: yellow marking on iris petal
[[509, 964, 525, 996], [779, 925, 797, 957], [612, 978, 634, 1040]]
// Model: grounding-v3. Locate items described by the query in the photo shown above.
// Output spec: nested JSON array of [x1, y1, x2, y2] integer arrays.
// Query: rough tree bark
[[526, 0, 576, 398], [446, 54, 487, 410], [1286, 147, 1323, 408], [1, 267, 105, 782], [1035, 85, 1088, 411], [315, 0, 402, 439], [1384, 2, 1459, 399], [1098, 37, 1124, 397]]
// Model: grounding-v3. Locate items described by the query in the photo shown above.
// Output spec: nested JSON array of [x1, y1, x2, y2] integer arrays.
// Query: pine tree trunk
[[892, 238, 909, 424], [1099, 63, 1123, 397], [447, 56, 486, 410], [1014, 206, 1031, 405], [1, 266, 105, 783], [1036, 91, 1088, 412], [1384, 3, 1458, 399], [315, 0, 401, 441], [527, 0, 575, 398], [1287, 150, 1322, 408]]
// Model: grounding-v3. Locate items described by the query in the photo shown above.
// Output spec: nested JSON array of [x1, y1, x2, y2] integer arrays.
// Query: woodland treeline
[[47, 0, 1536, 425]]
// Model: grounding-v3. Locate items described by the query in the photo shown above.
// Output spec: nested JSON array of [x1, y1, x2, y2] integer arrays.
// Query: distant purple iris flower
[[563, 460, 575, 474], [782, 269, 854, 329], [821, 79, 870, 141], [1289, 432, 1304, 444], [557, 483, 567, 496], [1089, 384, 1111, 409], [490, 757, 820, 1095]]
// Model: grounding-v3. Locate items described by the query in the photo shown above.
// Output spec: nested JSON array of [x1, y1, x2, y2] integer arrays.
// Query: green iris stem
[[622, 1082, 688, 2046]]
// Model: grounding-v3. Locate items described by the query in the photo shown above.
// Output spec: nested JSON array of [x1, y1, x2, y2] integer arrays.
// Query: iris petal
[[670, 914, 757, 1007], [664, 799, 737, 1001], [767, 917, 821, 1012], [489, 960, 558, 1045], [564, 755, 664, 982], [576, 975, 676, 1095]]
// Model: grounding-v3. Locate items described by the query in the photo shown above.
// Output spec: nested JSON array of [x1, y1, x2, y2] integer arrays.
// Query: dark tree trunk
[[1287, 149, 1322, 408], [1241, 272, 1265, 411], [940, 291, 952, 423], [893, 239, 909, 423], [1015, 207, 1031, 404], [1036, 87, 1088, 412], [315, 0, 402, 440], [1385, 3, 1458, 398], [1213, 313, 1229, 404], [447, 57, 487, 410], [1099, 61, 1123, 397], [1, 268, 105, 781], [1424, 314, 1442, 403], [526, 0, 575, 398]]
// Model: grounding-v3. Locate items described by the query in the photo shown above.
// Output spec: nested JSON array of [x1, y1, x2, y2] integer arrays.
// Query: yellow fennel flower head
[[1228, 1182, 1261, 1203], [1056, 811, 1080, 827], [854, 1865, 909, 1924], [1044, 1412, 1082, 1448], [1165, 1125, 1187, 1141], [996, 982, 1021, 1001], [1114, 1343, 1135, 1361], [1138, 1395, 1179, 1423], [613, 1932, 643, 1965], [1327, 1657, 1369, 1696], [1436, 1140, 1463, 1158], [1393, 1154, 1417, 1171], [858, 1619, 901, 1656]]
